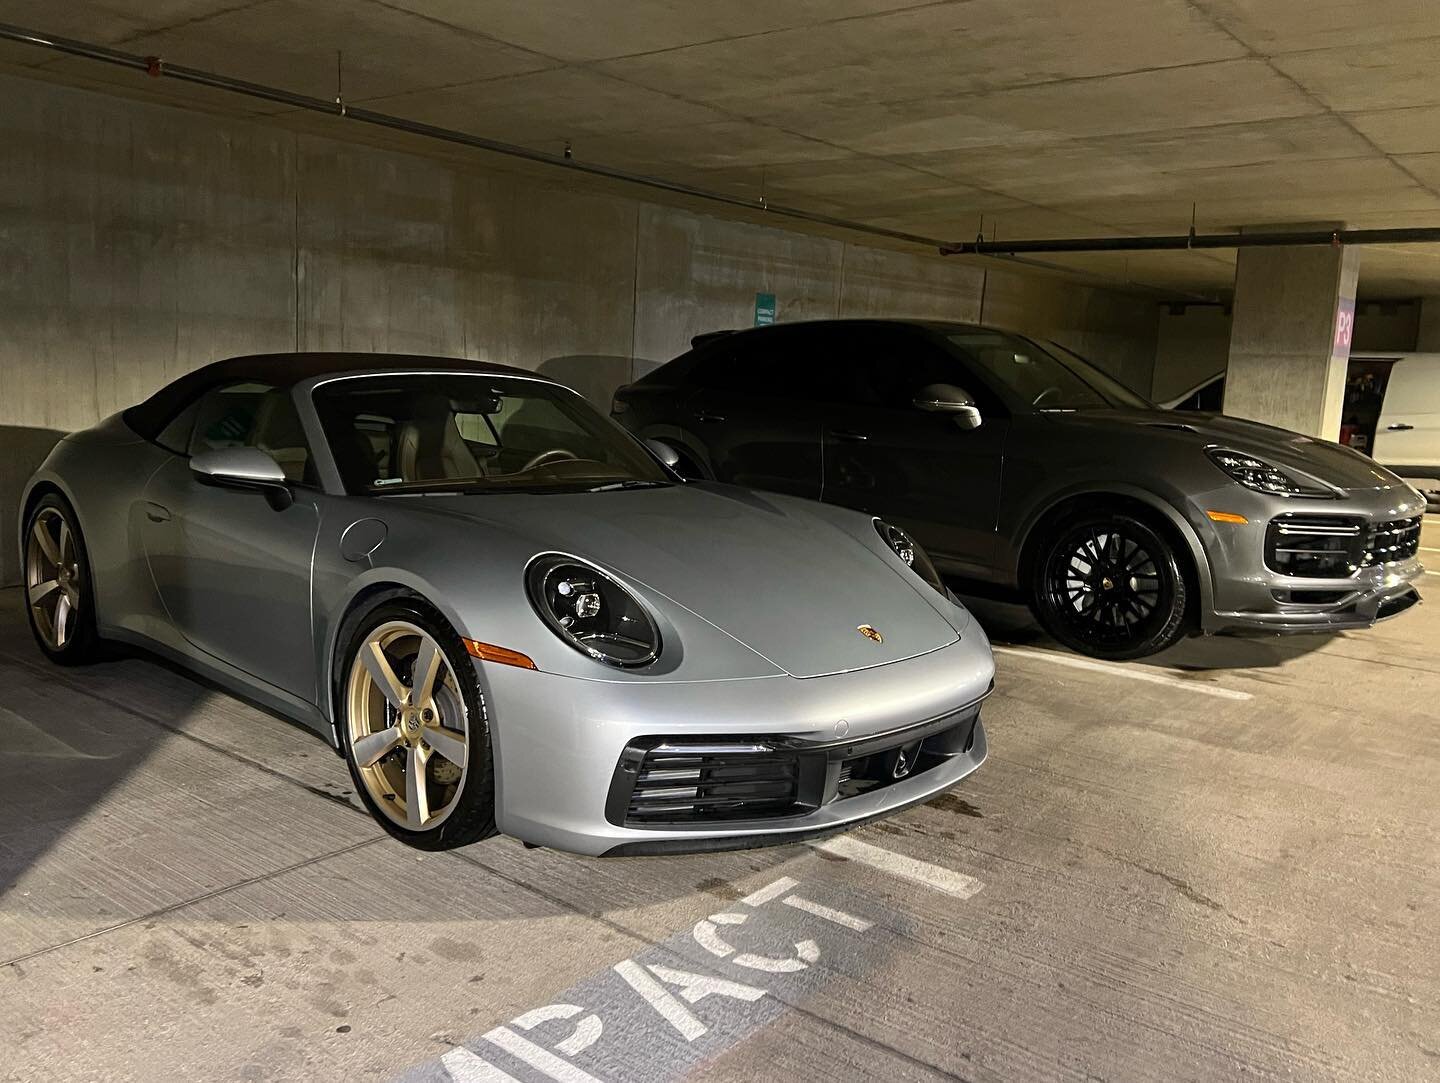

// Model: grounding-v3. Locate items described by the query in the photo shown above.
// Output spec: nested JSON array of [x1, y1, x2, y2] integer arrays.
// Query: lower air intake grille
[[622, 742, 802, 824], [1363, 516, 1422, 566], [1265, 515, 1363, 578]]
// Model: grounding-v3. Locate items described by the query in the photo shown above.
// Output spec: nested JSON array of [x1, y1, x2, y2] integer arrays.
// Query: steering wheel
[[1032, 386, 1063, 408], [521, 447, 579, 472]]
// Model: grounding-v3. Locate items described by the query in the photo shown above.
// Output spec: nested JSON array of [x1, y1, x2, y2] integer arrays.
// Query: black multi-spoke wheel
[[1031, 510, 1189, 660]]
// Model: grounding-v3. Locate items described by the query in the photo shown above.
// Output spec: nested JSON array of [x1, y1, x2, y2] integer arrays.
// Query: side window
[[155, 397, 201, 455], [687, 328, 822, 400], [828, 330, 963, 410], [188, 382, 314, 485]]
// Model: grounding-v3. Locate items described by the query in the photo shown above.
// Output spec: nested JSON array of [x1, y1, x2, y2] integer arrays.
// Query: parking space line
[[992, 645, 1252, 701], [813, 835, 984, 899], [782, 895, 873, 931], [739, 876, 798, 907], [1420, 546, 1440, 553]]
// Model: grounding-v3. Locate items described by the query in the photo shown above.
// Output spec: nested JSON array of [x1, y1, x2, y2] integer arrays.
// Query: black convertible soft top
[[122, 352, 543, 440]]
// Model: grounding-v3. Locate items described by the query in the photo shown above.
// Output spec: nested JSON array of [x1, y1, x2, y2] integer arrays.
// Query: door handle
[[832, 430, 870, 442], [695, 411, 727, 424], [1387, 423, 1415, 431], [145, 502, 172, 523]]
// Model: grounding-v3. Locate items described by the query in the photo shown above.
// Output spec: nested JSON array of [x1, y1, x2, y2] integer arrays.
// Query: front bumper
[[1192, 483, 1426, 634], [475, 631, 995, 856], [1208, 559, 1423, 633]]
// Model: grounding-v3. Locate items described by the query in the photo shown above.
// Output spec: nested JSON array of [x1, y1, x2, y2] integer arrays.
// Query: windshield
[[312, 374, 671, 495], [943, 331, 1152, 411]]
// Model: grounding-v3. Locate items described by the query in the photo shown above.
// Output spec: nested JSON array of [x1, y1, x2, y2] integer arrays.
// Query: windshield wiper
[[585, 480, 671, 492]]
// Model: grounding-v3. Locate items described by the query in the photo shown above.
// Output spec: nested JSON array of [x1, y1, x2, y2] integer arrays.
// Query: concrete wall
[[1153, 305, 1231, 403], [0, 72, 1160, 583]]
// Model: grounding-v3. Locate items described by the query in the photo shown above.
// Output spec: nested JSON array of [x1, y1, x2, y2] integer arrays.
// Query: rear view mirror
[[914, 383, 983, 431], [191, 447, 293, 508]]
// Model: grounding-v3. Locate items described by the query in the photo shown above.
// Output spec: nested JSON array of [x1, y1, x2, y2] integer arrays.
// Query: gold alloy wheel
[[346, 621, 470, 831], [26, 507, 82, 651]]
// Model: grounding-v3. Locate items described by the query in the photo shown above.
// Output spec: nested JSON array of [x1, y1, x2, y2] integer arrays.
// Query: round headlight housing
[[875, 520, 946, 595], [526, 555, 660, 668], [1205, 447, 1331, 497]]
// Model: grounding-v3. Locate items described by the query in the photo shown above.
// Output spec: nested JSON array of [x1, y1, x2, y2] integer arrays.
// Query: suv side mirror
[[644, 437, 681, 469], [191, 447, 293, 508], [914, 383, 983, 431]]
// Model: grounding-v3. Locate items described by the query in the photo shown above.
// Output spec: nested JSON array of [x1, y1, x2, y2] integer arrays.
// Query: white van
[[1366, 353, 1440, 500]]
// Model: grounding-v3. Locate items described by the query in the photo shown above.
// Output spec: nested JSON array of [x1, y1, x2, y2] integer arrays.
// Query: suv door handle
[[145, 502, 172, 523], [832, 430, 870, 442], [695, 411, 727, 423], [1387, 423, 1415, 431]]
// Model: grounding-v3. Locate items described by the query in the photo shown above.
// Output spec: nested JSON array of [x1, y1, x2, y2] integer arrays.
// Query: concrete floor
[[2, 521, 1438, 1082]]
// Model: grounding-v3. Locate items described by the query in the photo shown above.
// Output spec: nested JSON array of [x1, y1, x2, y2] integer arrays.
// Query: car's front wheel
[[1030, 509, 1190, 660], [339, 599, 496, 850], [23, 494, 101, 665]]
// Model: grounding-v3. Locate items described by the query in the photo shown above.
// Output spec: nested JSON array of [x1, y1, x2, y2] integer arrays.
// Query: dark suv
[[613, 319, 1424, 659]]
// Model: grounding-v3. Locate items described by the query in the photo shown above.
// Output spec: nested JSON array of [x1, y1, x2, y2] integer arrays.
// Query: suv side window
[[823, 328, 990, 411], [188, 381, 315, 486], [686, 326, 824, 400]]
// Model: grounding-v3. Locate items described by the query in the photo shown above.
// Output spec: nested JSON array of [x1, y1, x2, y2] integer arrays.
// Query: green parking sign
[[754, 292, 776, 326]]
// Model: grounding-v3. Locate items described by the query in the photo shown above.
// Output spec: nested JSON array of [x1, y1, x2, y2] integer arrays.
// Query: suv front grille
[[1363, 516, 1422, 566], [1265, 513, 1423, 579], [1265, 515, 1364, 578]]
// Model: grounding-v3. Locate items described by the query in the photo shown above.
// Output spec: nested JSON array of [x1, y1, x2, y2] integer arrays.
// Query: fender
[[1012, 480, 1217, 622]]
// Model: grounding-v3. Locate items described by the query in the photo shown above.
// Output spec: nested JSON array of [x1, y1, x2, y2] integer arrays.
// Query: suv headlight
[[875, 520, 946, 595], [1205, 448, 1331, 497], [526, 555, 660, 667]]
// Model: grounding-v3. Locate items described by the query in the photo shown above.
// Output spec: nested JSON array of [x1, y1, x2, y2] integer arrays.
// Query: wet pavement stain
[[694, 877, 743, 900], [929, 793, 985, 818]]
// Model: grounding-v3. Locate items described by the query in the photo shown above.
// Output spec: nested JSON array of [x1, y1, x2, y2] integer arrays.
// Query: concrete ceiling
[[4, 0, 1440, 299]]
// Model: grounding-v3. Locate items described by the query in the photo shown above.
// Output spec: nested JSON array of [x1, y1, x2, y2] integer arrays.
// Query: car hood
[[1062, 408, 1402, 491], [405, 483, 962, 678]]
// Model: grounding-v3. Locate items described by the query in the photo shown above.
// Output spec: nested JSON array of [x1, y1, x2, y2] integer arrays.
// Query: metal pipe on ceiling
[[0, 21, 950, 252], [939, 226, 1440, 257]]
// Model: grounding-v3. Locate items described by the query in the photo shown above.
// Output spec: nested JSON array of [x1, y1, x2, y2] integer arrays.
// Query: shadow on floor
[[950, 579, 1336, 672]]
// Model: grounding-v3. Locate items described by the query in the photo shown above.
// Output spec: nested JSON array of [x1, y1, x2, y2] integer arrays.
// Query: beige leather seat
[[394, 397, 480, 482]]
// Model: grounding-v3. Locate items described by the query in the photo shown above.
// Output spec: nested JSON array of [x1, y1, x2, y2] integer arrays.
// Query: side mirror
[[914, 383, 983, 431], [644, 437, 682, 470], [191, 447, 293, 508]]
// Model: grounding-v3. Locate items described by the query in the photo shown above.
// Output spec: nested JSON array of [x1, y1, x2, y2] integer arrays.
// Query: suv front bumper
[[1193, 482, 1426, 634]]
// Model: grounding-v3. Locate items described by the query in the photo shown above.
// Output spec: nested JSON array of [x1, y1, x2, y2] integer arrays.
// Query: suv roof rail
[[690, 329, 741, 348]]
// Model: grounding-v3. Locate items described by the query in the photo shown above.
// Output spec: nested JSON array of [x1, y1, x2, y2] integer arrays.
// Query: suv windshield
[[944, 330, 1151, 411], [313, 374, 671, 495]]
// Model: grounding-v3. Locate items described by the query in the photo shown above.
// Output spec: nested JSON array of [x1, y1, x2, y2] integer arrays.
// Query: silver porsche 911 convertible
[[20, 354, 994, 854]]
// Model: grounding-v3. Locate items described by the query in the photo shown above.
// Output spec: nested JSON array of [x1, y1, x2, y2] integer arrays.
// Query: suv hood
[[1064, 408, 1403, 491], [408, 483, 961, 678]]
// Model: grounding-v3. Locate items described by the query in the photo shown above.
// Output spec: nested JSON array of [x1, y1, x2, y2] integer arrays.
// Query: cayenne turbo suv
[[613, 319, 1426, 659]]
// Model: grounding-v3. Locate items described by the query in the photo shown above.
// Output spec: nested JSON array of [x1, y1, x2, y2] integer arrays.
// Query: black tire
[[337, 596, 496, 850], [1030, 508, 1190, 660], [22, 493, 102, 665]]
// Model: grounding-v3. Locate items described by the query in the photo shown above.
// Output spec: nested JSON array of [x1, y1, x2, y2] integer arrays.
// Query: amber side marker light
[[1206, 510, 1250, 524], [464, 639, 538, 670]]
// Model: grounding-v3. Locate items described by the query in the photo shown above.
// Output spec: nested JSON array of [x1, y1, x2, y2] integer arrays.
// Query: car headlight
[[1205, 448, 1330, 497], [526, 555, 660, 667], [875, 520, 946, 595]]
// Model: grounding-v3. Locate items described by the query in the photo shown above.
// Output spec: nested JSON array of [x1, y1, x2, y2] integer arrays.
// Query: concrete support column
[[1223, 241, 1360, 439]]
